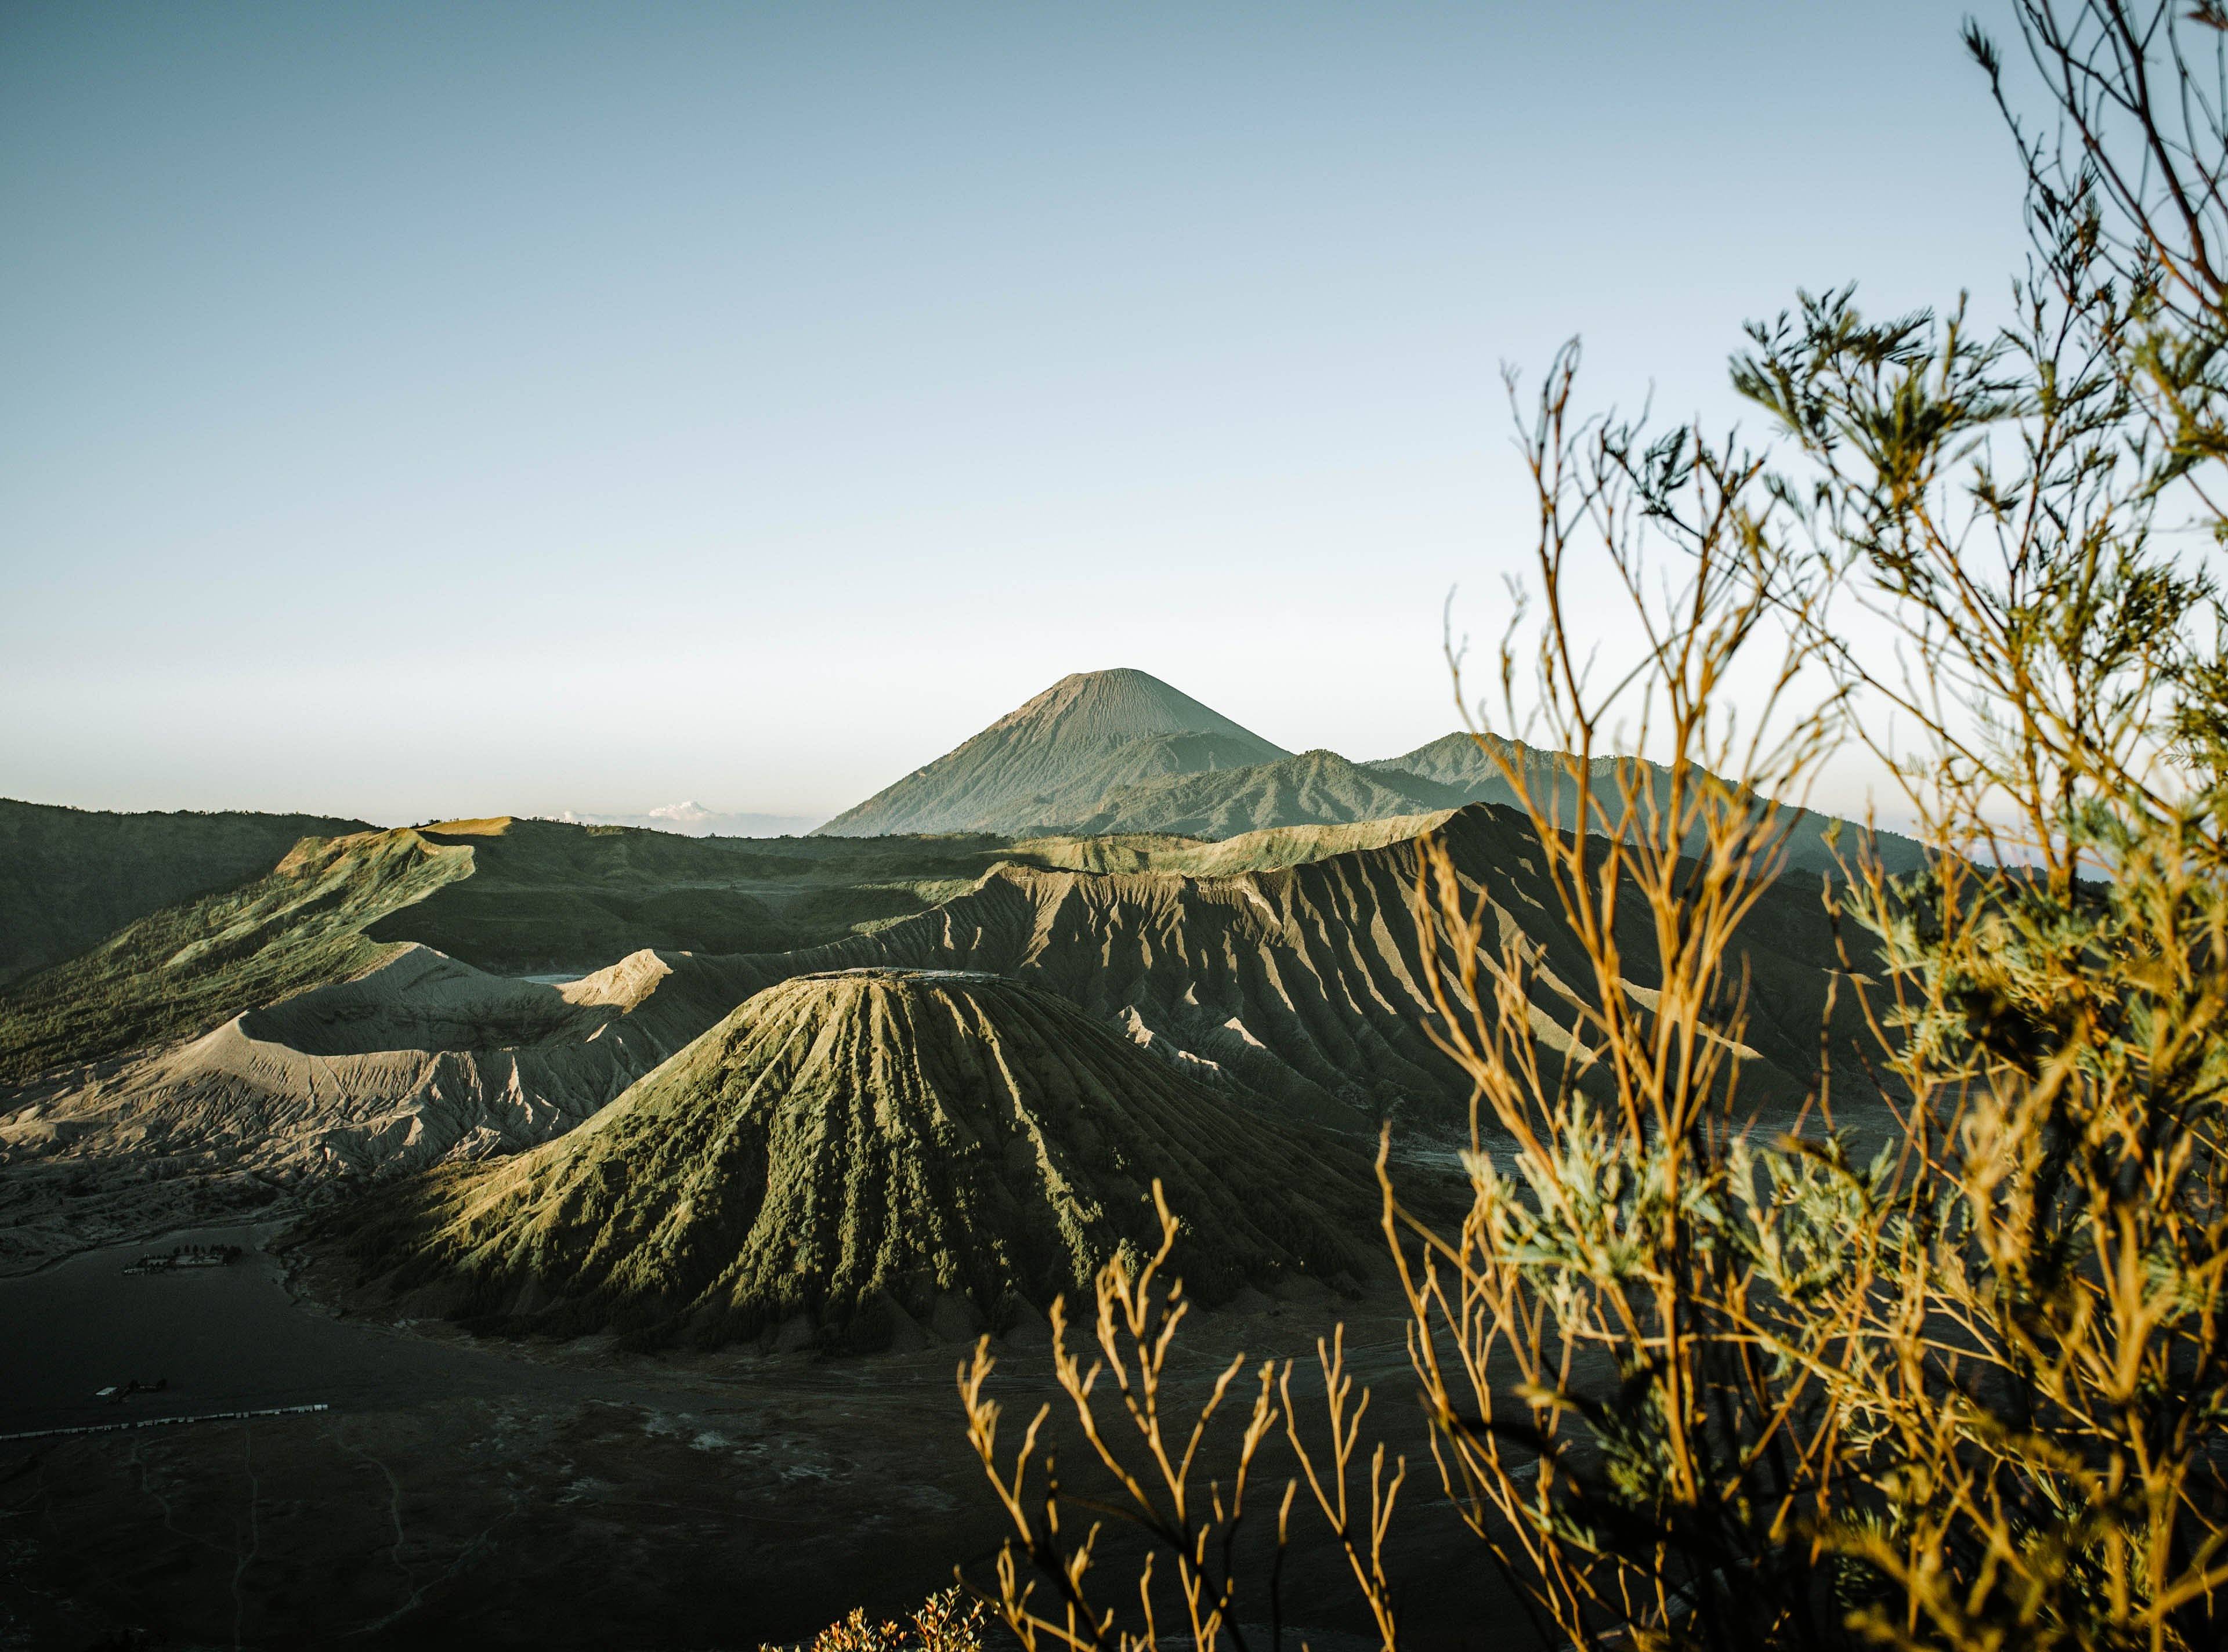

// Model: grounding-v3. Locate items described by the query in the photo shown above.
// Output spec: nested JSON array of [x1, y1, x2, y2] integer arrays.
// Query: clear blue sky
[[2, 1, 2028, 825]]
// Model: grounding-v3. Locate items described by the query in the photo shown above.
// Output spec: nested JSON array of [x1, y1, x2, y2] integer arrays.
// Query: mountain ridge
[[0, 799, 374, 986], [0, 802, 1859, 1274], [1370, 732, 1929, 877], [1065, 747, 1467, 838], [811, 674, 1933, 875]]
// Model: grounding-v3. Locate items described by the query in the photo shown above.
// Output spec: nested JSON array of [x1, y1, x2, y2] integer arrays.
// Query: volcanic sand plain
[[0, 1218, 1527, 1650]]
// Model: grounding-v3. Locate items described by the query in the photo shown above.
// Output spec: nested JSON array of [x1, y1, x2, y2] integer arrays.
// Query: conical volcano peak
[[986, 668, 1269, 744], [813, 669, 1292, 838], [312, 965, 1381, 1353]]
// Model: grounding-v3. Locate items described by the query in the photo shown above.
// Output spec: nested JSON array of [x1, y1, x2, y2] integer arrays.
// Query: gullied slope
[[1065, 749, 1466, 838], [0, 801, 1504, 1258], [814, 669, 1291, 837], [715, 804, 1858, 1135], [313, 970, 1385, 1350], [1374, 733, 1930, 878], [0, 796, 1860, 1276], [0, 799, 371, 985]]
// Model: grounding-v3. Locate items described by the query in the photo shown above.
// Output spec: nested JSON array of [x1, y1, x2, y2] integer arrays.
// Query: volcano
[[813, 668, 1290, 837], [312, 966, 1384, 1351]]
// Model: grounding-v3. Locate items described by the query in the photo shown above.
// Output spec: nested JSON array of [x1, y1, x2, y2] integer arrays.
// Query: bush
[[762, 1588, 986, 1652]]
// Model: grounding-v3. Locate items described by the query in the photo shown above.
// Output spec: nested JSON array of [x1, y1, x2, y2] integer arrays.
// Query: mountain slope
[[0, 827, 476, 1085], [0, 941, 766, 1272], [1014, 812, 1456, 876], [811, 674, 1929, 867], [814, 669, 1290, 837], [0, 817, 1028, 1086], [1375, 733, 1931, 878], [2, 800, 1865, 1277], [0, 799, 372, 986], [308, 969, 1385, 1351], [1065, 748, 1466, 838], [710, 803, 1860, 1135]]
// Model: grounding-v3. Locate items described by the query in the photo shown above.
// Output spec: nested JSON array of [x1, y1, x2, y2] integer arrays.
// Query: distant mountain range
[[556, 802, 823, 837], [813, 667, 1925, 876]]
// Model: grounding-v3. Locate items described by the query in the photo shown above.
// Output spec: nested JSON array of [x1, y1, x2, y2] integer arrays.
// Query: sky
[[2, 1, 2034, 828]]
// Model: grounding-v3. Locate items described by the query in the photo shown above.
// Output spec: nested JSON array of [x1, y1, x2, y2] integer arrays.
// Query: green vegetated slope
[[813, 668, 1291, 836], [309, 969, 1386, 1351], [1065, 748, 1466, 838], [1, 790, 1864, 1284], [0, 817, 1025, 1086], [0, 798, 372, 986], [0, 828, 474, 1085], [0, 798, 1471, 1094]]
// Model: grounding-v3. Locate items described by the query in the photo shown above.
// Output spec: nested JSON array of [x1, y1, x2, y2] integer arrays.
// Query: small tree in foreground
[[950, 5, 2228, 1650]]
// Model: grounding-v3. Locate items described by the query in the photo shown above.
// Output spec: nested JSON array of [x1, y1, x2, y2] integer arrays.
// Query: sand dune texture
[[309, 968, 1386, 1352], [1, 944, 754, 1177]]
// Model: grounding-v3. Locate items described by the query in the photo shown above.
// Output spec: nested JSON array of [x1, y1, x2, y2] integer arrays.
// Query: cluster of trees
[[946, 4, 2228, 1649]]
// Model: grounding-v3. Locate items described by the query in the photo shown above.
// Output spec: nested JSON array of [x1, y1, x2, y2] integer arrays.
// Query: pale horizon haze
[[4, 2, 2030, 828]]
